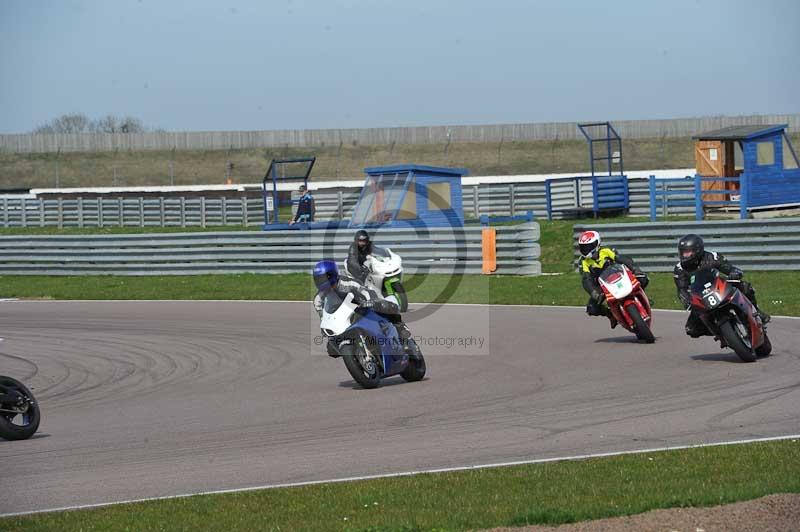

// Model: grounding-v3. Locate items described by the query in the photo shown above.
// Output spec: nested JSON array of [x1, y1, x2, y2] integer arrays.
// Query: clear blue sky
[[1, 0, 798, 134]]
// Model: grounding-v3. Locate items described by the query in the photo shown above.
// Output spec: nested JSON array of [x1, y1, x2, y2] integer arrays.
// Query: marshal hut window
[[756, 141, 775, 166]]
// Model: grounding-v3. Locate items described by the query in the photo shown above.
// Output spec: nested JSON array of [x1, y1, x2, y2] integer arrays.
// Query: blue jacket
[[294, 192, 315, 221]]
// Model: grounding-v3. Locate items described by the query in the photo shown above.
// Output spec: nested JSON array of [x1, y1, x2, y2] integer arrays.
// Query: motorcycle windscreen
[[598, 263, 625, 284], [598, 264, 633, 299], [690, 269, 727, 310], [323, 292, 345, 314], [370, 245, 391, 258], [690, 269, 719, 293]]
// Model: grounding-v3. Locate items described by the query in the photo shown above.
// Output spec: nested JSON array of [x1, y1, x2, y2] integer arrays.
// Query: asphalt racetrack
[[1, 301, 799, 515]]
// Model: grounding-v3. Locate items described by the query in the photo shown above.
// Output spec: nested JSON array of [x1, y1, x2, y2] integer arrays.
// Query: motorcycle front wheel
[[719, 318, 756, 362], [627, 305, 655, 344], [755, 332, 772, 357], [341, 341, 381, 389], [387, 280, 408, 313], [0, 376, 41, 441], [400, 338, 426, 382]]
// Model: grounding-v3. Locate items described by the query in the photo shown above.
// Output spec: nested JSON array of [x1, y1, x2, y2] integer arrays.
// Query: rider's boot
[[746, 289, 770, 324], [601, 308, 618, 329], [395, 321, 412, 341]]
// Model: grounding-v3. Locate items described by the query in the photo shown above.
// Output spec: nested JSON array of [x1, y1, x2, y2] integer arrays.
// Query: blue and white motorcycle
[[319, 292, 425, 389]]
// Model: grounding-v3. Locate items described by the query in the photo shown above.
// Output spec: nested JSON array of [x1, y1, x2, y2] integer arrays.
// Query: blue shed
[[693, 124, 800, 209], [349, 164, 466, 228]]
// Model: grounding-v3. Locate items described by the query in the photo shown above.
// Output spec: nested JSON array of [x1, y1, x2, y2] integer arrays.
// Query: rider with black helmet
[[674, 234, 770, 337], [346, 230, 373, 283]]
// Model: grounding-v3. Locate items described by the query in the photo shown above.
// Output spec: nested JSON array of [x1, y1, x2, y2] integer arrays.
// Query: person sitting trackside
[[312, 260, 411, 357], [578, 230, 649, 328], [673, 234, 770, 338]]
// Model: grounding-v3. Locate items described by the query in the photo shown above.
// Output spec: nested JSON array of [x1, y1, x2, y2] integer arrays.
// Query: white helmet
[[578, 230, 601, 259]]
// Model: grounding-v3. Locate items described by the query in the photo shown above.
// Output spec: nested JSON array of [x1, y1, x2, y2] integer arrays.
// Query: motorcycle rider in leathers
[[674, 233, 770, 337], [312, 260, 411, 357], [346, 230, 372, 284], [578, 230, 649, 329]]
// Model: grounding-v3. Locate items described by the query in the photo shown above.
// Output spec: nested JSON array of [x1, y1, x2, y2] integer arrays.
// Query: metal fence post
[[201, 197, 206, 228], [648, 175, 656, 221], [622, 176, 630, 212], [180, 197, 186, 227], [39, 199, 45, 227], [2, 197, 8, 227], [694, 174, 703, 221], [509, 184, 516, 217], [139, 197, 144, 227], [545, 180, 553, 221], [160, 197, 165, 226], [739, 174, 748, 220], [242, 194, 248, 226], [221, 196, 227, 226], [78, 197, 84, 228], [118, 198, 124, 227], [661, 180, 668, 217], [58, 199, 63, 229], [473, 186, 479, 219], [98, 198, 104, 227], [337, 191, 344, 219]]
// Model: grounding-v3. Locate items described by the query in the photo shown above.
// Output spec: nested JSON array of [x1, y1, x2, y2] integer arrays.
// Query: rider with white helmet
[[578, 230, 648, 328]]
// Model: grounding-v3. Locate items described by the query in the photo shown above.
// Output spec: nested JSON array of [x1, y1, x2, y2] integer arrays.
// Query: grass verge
[[3, 271, 799, 316], [3, 439, 798, 531]]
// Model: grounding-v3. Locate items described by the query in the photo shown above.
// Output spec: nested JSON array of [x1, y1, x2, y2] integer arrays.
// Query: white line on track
[[2, 434, 798, 519], [7, 299, 800, 320]]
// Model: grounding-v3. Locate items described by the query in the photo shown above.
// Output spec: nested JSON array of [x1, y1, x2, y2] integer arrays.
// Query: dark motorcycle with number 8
[[688, 269, 771, 362]]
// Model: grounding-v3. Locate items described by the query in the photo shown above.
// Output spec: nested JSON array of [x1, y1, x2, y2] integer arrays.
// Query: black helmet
[[678, 234, 704, 270], [354, 230, 371, 250]]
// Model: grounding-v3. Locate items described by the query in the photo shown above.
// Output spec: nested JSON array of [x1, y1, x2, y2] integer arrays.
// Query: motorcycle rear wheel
[[719, 318, 756, 362], [0, 376, 41, 441], [341, 342, 381, 389], [628, 305, 655, 344]]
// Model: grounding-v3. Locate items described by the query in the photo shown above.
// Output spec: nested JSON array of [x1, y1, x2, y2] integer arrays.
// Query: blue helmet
[[312, 260, 339, 291]]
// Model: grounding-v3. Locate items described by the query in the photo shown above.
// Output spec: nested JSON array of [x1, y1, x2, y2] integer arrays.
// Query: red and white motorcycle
[[597, 263, 655, 343]]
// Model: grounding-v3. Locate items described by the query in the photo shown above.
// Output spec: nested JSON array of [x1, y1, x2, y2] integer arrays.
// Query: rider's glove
[[727, 270, 743, 281], [591, 289, 605, 304], [360, 299, 375, 309]]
